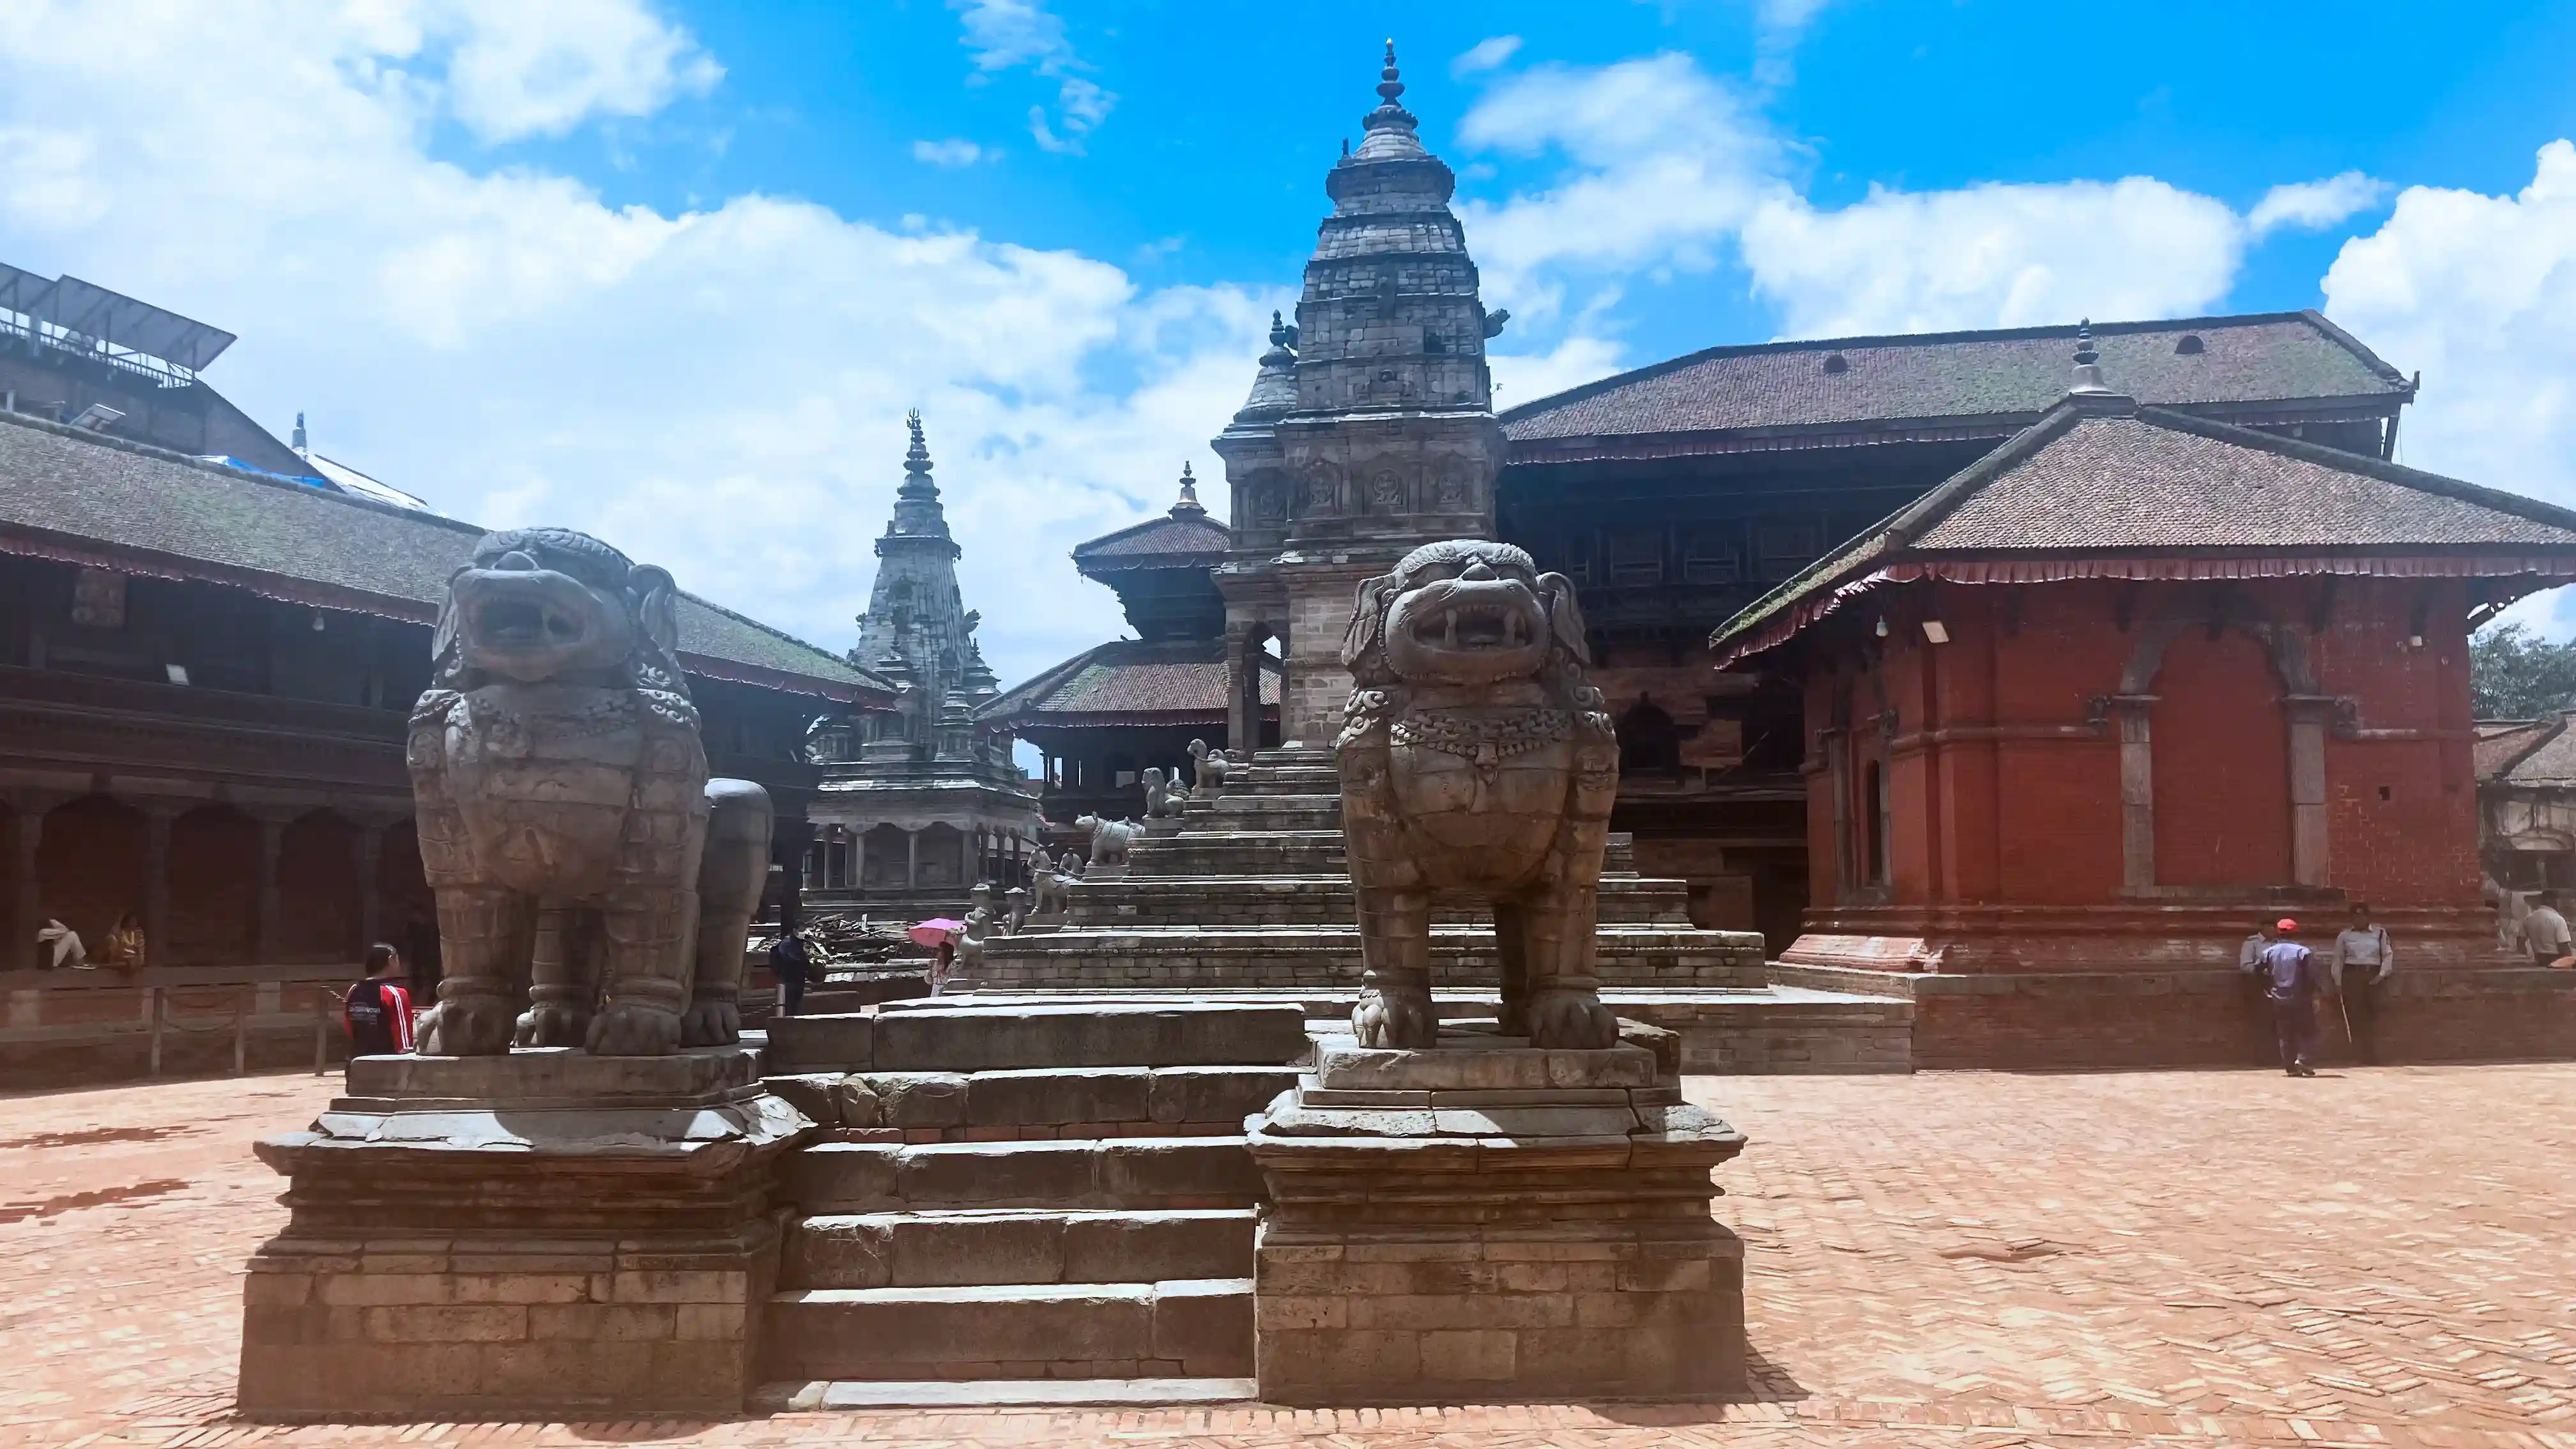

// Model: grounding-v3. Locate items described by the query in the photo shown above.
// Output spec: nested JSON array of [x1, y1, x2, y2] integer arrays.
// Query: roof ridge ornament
[[1172, 462, 1206, 516], [1365, 38, 1417, 134], [2069, 320, 2113, 396]]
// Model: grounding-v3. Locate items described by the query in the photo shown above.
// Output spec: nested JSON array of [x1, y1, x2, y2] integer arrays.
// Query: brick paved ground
[[4, 1062, 2572, 1448]]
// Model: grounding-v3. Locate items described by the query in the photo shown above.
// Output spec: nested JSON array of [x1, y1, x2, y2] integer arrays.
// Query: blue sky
[[4, 1, 2575, 687]]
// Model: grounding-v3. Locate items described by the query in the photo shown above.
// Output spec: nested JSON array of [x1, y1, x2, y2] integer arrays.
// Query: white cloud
[[436, 0, 723, 141], [1752, 0, 1834, 86], [949, 0, 1114, 155], [2324, 141, 2576, 530], [0, 0, 1271, 688], [1452, 36, 1522, 77], [1741, 178, 2248, 337], [1455, 51, 2377, 344], [2249, 171, 2391, 238], [1490, 335, 1628, 409], [913, 137, 988, 166]]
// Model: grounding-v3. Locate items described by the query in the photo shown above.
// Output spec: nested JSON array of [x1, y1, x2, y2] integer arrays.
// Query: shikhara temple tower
[[1216, 43, 1510, 744], [806, 411, 1038, 916]]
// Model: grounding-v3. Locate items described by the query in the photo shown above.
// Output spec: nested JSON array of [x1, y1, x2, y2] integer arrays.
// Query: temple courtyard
[[1, 1063, 2568, 1449]]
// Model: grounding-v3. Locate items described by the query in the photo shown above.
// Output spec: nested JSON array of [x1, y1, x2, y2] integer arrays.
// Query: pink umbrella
[[908, 919, 964, 949]]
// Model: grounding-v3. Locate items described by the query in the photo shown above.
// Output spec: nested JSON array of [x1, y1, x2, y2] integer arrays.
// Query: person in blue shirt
[[2245, 917, 2335, 1077]]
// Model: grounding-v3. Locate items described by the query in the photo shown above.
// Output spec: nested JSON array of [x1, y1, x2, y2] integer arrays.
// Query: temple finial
[[1174, 461, 1204, 516], [902, 408, 936, 489], [2069, 319, 2111, 395], [1379, 40, 1404, 105]]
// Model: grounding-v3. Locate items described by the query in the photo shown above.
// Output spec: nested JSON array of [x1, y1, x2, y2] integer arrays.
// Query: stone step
[[783, 1136, 1264, 1211], [781, 1208, 1254, 1288], [972, 924, 1768, 993], [765, 1000, 1311, 1074], [1122, 830, 1640, 881], [761, 1064, 1300, 1134], [1057, 875, 1694, 930], [755, 1378, 1257, 1410], [764, 1278, 1253, 1382]]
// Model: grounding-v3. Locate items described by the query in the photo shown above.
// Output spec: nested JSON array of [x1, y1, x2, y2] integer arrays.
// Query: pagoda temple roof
[[1707, 391, 2576, 670], [0, 407, 896, 703], [979, 637, 1278, 730], [1501, 310, 2411, 460], [1072, 468, 1230, 575], [2479, 716, 2576, 788]]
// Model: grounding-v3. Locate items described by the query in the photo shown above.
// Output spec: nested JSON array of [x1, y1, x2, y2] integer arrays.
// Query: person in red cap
[[2246, 917, 2334, 1076]]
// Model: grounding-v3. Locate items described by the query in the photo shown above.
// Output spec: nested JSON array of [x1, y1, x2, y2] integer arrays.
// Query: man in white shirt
[[2523, 891, 2573, 966], [2329, 903, 2394, 1064]]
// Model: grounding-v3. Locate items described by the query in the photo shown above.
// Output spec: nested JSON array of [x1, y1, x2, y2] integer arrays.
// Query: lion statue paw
[[415, 997, 516, 1057], [1351, 984, 1439, 1048], [678, 997, 742, 1048], [1521, 987, 1618, 1050], [585, 1001, 682, 1057], [513, 1001, 592, 1049]]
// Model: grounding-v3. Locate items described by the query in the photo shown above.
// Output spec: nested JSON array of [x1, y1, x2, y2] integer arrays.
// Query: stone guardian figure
[[406, 528, 774, 1057], [1333, 539, 1620, 1049]]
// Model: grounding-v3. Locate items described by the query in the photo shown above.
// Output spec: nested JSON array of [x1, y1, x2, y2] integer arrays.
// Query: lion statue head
[[1340, 539, 1589, 689], [431, 527, 687, 696]]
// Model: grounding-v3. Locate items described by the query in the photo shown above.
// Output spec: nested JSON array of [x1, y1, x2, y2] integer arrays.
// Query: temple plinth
[[1246, 1022, 1747, 1402]]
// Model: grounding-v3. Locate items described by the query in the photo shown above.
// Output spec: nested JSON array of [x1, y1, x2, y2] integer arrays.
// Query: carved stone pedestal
[[238, 1047, 811, 1422], [1245, 1023, 1747, 1404]]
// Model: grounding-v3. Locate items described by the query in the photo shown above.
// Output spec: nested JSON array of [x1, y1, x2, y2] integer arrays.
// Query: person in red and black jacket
[[344, 943, 415, 1057]]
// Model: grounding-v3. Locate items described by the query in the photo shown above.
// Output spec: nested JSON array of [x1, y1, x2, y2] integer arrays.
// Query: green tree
[[2471, 622, 2576, 718]]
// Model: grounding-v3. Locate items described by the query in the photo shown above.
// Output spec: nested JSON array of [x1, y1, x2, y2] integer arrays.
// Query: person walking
[[2329, 903, 2394, 1064], [2522, 890, 2572, 966], [2251, 917, 2333, 1077], [342, 944, 414, 1057], [768, 925, 811, 1019]]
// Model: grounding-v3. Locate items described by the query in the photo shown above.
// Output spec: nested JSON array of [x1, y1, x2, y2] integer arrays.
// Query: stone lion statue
[[1335, 539, 1620, 1050], [1075, 813, 1143, 871], [407, 528, 774, 1057]]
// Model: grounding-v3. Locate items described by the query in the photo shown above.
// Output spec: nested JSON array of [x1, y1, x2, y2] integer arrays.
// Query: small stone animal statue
[[1074, 813, 1144, 870], [408, 527, 774, 1057], [1142, 767, 1190, 818], [957, 882, 998, 977], [1004, 885, 1031, 934], [1335, 539, 1620, 1050], [1187, 738, 1232, 795]]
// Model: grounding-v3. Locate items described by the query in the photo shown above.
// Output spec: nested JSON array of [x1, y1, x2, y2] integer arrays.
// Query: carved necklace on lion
[[1391, 707, 1574, 782]]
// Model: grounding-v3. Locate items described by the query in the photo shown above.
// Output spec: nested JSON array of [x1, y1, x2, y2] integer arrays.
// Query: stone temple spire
[[1276, 38, 1505, 544], [854, 411, 977, 747]]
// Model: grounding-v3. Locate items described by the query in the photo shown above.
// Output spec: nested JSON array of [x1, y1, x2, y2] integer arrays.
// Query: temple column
[[2283, 695, 2335, 887], [1224, 630, 1256, 757], [355, 819, 388, 951], [6, 801, 42, 974], [2112, 694, 2159, 891], [141, 803, 179, 965], [848, 829, 865, 894], [251, 811, 290, 962], [905, 829, 921, 891]]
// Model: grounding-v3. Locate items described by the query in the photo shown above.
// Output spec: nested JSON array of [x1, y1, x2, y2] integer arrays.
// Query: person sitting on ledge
[[2522, 889, 2572, 967], [343, 943, 415, 1058]]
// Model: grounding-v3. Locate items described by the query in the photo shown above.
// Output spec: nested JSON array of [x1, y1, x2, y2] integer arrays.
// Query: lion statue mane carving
[[1335, 539, 1620, 1050], [407, 527, 773, 1057]]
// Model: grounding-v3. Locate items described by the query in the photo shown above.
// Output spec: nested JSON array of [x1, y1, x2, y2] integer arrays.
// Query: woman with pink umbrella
[[910, 918, 963, 995]]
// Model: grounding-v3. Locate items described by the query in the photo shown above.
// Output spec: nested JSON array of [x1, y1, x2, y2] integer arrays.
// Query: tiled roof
[[1073, 510, 1231, 568], [1913, 413, 2576, 552], [1502, 311, 2409, 446], [981, 638, 1279, 727], [0, 409, 891, 701], [1708, 394, 2576, 666], [2481, 717, 2576, 786]]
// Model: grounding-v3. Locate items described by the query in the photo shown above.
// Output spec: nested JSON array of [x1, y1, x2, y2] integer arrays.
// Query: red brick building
[[1709, 352, 2576, 1068]]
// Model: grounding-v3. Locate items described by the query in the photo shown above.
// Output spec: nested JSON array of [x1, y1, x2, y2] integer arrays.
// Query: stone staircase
[[969, 746, 1913, 1075], [752, 1000, 1308, 1406]]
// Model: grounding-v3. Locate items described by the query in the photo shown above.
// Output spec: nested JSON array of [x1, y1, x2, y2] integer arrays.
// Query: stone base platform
[[927, 987, 1915, 1075], [238, 1046, 813, 1422], [1770, 956, 2576, 1070], [1246, 1023, 1748, 1404]]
